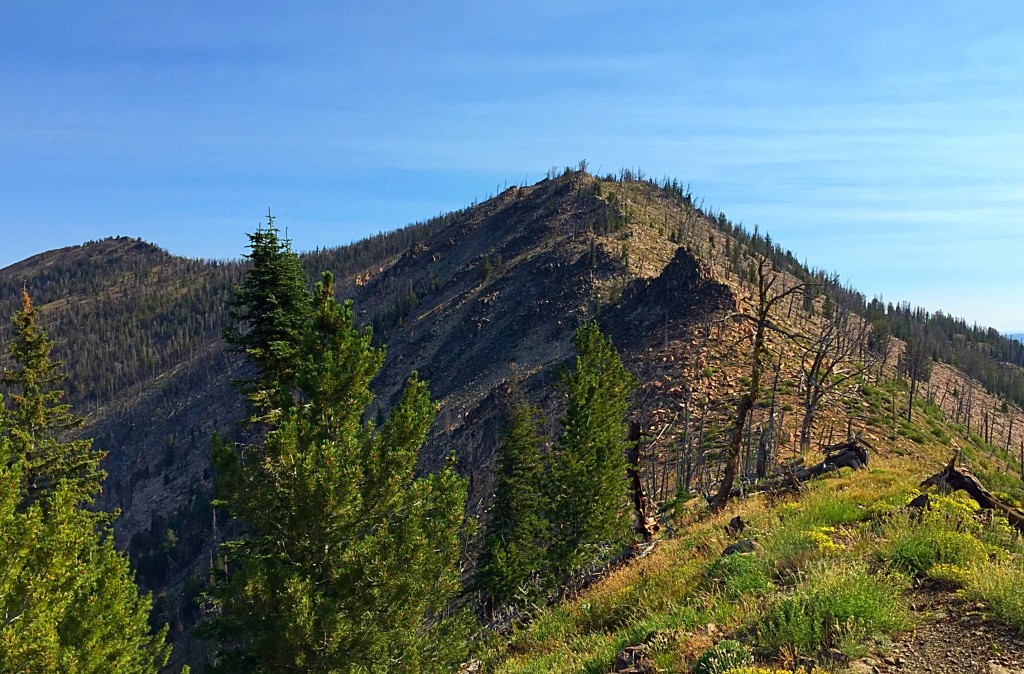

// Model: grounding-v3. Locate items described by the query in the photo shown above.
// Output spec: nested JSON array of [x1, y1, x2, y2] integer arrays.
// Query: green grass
[[476, 377, 1024, 673], [480, 472, 919, 672], [708, 552, 773, 599], [961, 559, 1024, 629], [755, 560, 910, 660]]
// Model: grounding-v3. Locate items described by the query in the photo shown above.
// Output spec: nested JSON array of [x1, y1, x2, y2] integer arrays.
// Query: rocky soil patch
[[850, 581, 1024, 674]]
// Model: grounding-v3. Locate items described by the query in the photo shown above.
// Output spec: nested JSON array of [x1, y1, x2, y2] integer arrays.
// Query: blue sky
[[2, 2, 1022, 331]]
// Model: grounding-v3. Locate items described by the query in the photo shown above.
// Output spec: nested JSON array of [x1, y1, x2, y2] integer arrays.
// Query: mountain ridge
[[3, 169, 1024, 671]]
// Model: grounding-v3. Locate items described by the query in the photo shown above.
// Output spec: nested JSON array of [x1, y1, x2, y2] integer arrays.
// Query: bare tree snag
[[626, 421, 659, 541], [798, 303, 871, 450], [921, 453, 1024, 534], [710, 255, 805, 512], [900, 326, 932, 423]]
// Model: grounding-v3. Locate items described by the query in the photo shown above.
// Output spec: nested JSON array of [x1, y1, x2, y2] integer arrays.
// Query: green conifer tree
[[546, 321, 636, 586], [0, 292, 172, 673], [476, 404, 550, 609], [223, 213, 311, 422], [205, 272, 469, 673], [1, 289, 103, 506]]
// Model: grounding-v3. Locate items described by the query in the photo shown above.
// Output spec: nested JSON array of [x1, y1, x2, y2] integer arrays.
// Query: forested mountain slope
[[3, 169, 1024, 671]]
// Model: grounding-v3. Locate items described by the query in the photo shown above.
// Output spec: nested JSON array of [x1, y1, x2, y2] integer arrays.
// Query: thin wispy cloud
[[1, 1, 1022, 329]]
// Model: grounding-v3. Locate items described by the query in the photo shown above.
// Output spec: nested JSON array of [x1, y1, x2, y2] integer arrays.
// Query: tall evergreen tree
[[0, 292, 172, 673], [223, 213, 311, 422], [1, 288, 103, 506], [205, 272, 469, 673], [546, 321, 636, 586], [476, 404, 550, 609]]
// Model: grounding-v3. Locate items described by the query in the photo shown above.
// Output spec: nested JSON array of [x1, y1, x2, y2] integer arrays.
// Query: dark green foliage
[[0, 238, 241, 409], [205, 271, 469, 673], [0, 217, 453, 415], [223, 215, 312, 421], [129, 485, 212, 592], [879, 300, 1024, 406], [477, 405, 550, 607], [370, 284, 425, 344], [546, 321, 637, 583], [0, 292, 171, 673], [1, 289, 104, 507]]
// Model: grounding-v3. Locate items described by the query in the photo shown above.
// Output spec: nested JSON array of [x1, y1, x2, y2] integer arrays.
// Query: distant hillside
[[3, 168, 1024, 671]]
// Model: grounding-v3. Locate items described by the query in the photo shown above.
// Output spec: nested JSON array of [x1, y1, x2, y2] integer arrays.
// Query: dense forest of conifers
[[0, 210, 455, 411], [0, 240, 239, 408]]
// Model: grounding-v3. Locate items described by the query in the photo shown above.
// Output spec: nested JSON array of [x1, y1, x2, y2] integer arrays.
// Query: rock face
[[0, 171, 735, 667], [606, 246, 735, 344]]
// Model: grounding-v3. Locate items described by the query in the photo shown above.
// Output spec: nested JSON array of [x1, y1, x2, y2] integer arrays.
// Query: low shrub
[[926, 563, 972, 586], [961, 560, 1024, 630], [708, 553, 773, 599], [881, 510, 987, 576], [756, 560, 908, 659], [693, 639, 752, 674]]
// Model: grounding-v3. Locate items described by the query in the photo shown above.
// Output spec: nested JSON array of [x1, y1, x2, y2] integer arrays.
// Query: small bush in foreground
[[926, 563, 972, 586], [709, 553, 773, 599], [757, 561, 908, 660], [693, 639, 752, 674], [881, 510, 987, 575]]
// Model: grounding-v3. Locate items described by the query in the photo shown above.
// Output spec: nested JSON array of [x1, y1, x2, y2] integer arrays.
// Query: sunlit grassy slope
[[475, 375, 1024, 674]]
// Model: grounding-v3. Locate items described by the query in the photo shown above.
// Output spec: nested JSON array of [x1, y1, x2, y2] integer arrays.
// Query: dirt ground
[[849, 580, 1024, 674]]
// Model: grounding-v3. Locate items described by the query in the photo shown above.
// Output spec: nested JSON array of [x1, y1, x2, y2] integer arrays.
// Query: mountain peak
[[1, 236, 168, 276]]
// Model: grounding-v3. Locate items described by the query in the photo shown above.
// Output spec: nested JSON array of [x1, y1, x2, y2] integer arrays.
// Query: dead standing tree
[[798, 303, 872, 450], [756, 348, 786, 480], [899, 324, 932, 423], [711, 255, 805, 512]]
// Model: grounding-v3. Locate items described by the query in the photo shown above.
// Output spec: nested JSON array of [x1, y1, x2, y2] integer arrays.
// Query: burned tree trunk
[[790, 437, 870, 481], [921, 453, 1024, 535], [626, 421, 659, 542], [740, 437, 870, 497], [711, 255, 805, 512]]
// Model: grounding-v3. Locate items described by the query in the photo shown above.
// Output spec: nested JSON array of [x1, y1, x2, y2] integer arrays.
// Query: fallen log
[[921, 453, 1024, 535], [742, 436, 871, 497], [790, 437, 870, 481], [721, 538, 758, 556]]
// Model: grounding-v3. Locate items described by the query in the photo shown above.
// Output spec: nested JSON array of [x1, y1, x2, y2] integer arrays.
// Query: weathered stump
[[921, 453, 1024, 535]]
